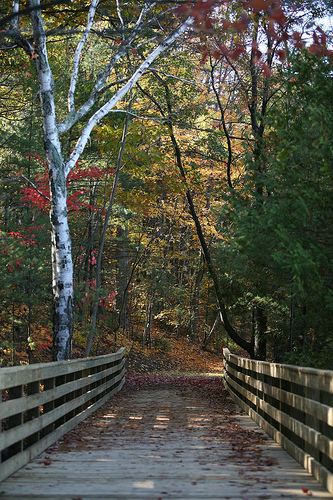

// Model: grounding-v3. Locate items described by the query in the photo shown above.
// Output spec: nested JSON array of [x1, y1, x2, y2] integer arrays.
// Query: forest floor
[[124, 336, 224, 374]]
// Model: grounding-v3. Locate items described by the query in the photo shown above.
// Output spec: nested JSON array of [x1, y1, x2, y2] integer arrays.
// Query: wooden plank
[[1, 385, 331, 498], [224, 373, 258, 407], [0, 368, 125, 450], [0, 348, 125, 390], [0, 359, 125, 420], [0, 377, 125, 482]]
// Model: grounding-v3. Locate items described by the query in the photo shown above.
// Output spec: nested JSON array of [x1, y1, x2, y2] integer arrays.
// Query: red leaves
[[87, 278, 96, 289], [232, 14, 250, 33], [308, 28, 329, 57], [209, 43, 245, 63], [88, 255, 97, 266], [177, 0, 216, 18], [261, 63, 272, 79], [21, 158, 113, 214], [276, 49, 286, 62], [292, 31, 305, 50], [269, 5, 287, 25], [7, 230, 36, 247], [177, 0, 217, 32], [301, 487, 313, 496], [99, 290, 118, 310], [179, 1, 330, 71], [229, 44, 246, 61], [244, 0, 286, 25], [249, 0, 268, 12]]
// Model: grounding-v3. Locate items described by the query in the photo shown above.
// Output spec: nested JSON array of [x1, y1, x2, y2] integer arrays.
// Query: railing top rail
[[223, 348, 333, 378], [0, 348, 125, 390]]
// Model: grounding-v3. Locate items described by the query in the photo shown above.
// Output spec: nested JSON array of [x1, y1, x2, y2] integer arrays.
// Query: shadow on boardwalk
[[1, 375, 331, 499]]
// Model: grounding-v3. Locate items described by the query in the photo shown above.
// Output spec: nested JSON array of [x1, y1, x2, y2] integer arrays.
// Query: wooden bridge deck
[[1, 383, 331, 499]]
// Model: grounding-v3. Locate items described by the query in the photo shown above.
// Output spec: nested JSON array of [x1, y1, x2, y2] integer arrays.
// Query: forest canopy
[[0, 0, 332, 368]]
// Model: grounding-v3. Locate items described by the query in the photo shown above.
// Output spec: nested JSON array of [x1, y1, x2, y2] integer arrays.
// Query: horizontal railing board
[[225, 372, 333, 459], [223, 377, 333, 494], [0, 348, 125, 390], [0, 349, 126, 483], [0, 377, 125, 483], [225, 350, 333, 393], [0, 368, 125, 450], [0, 359, 125, 421], [223, 348, 333, 493], [226, 363, 333, 427]]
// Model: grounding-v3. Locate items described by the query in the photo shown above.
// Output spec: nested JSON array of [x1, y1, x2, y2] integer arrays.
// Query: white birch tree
[[9, 0, 193, 360]]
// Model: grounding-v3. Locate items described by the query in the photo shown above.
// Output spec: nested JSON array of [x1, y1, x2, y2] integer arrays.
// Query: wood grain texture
[[223, 348, 333, 494], [1, 386, 331, 499], [0, 351, 125, 482]]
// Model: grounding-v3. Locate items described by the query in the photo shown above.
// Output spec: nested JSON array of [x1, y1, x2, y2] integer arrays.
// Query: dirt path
[[1, 378, 331, 499]]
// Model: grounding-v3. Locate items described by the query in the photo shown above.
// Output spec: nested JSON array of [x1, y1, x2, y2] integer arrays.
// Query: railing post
[[25, 381, 40, 448]]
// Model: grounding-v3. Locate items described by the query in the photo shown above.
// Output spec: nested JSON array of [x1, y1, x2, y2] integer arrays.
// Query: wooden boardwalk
[[1, 384, 331, 499]]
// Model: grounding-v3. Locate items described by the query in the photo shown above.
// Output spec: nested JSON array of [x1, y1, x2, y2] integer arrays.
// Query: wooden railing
[[0, 348, 126, 482], [223, 348, 333, 494]]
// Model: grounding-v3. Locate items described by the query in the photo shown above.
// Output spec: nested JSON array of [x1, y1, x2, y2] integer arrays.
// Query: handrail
[[223, 348, 333, 494], [0, 348, 126, 482]]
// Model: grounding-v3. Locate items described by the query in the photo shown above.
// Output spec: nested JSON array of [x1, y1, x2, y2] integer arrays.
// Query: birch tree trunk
[[31, 1, 73, 360], [28, 0, 193, 360], [50, 180, 73, 360]]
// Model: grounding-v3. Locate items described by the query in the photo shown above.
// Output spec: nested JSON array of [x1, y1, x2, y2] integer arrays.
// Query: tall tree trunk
[[116, 226, 130, 332], [85, 108, 130, 355], [31, 1, 73, 360], [253, 305, 267, 360], [137, 76, 253, 356], [50, 179, 73, 360], [203, 312, 220, 350], [248, 17, 273, 361], [143, 300, 153, 348], [190, 254, 204, 341]]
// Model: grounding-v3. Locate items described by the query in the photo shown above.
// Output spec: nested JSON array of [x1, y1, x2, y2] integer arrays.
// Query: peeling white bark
[[30, 0, 73, 361], [11, 0, 20, 29]]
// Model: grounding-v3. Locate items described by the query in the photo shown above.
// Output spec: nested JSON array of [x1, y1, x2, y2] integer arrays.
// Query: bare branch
[[21, 174, 50, 201], [68, 0, 99, 113], [64, 17, 193, 175], [116, 0, 125, 38], [58, 2, 157, 134]]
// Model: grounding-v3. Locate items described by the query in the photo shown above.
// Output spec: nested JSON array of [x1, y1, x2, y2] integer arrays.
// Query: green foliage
[[154, 337, 171, 352], [214, 53, 333, 366]]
